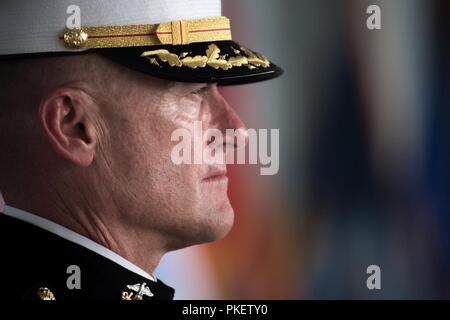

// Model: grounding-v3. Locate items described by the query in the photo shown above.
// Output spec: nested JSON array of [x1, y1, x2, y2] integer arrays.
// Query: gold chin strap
[[61, 16, 232, 49]]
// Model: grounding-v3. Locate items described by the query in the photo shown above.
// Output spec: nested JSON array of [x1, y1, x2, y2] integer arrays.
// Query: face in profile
[[101, 70, 247, 251]]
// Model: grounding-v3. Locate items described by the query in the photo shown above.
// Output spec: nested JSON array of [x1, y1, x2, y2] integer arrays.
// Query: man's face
[[100, 69, 247, 250]]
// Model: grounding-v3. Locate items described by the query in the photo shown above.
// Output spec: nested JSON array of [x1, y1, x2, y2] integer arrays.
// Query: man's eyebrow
[[166, 82, 208, 95]]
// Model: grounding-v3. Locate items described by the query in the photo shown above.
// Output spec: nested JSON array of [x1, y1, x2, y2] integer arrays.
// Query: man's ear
[[38, 88, 99, 167]]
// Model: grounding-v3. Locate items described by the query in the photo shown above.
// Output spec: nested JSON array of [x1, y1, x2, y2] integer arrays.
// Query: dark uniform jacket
[[0, 209, 175, 301]]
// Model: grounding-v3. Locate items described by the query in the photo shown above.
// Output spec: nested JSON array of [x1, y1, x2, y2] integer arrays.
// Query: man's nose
[[208, 86, 249, 148]]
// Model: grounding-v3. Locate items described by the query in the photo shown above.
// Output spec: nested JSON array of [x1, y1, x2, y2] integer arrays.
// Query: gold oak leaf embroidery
[[180, 55, 208, 68], [148, 57, 160, 67], [205, 43, 231, 70], [141, 49, 182, 67], [228, 55, 248, 67], [239, 46, 270, 68], [141, 44, 270, 70]]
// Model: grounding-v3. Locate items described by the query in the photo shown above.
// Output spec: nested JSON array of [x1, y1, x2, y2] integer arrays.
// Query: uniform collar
[[2, 205, 157, 283]]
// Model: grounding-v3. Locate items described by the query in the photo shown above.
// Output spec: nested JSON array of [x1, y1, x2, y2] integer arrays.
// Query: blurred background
[[155, 0, 450, 299]]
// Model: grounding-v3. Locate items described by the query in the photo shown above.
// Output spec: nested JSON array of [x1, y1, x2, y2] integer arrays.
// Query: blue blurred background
[[155, 0, 450, 299]]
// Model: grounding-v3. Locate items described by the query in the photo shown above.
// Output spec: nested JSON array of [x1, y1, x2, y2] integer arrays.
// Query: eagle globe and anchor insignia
[[122, 282, 154, 300]]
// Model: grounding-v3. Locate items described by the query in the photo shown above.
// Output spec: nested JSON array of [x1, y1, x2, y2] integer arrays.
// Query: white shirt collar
[[2, 205, 157, 282]]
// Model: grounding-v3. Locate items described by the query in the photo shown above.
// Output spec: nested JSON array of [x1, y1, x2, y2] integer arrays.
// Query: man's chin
[[195, 206, 235, 243], [168, 206, 235, 250], [209, 208, 235, 241]]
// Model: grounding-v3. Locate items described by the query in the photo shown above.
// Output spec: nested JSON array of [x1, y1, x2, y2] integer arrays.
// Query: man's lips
[[203, 169, 228, 182]]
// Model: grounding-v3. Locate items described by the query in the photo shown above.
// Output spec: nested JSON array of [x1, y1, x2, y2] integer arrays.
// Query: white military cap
[[0, 0, 282, 85]]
